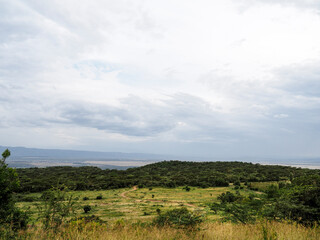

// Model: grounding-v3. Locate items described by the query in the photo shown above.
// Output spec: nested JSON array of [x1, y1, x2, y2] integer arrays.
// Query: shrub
[[83, 205, 92, 213], [0, 149, 28, 231], [156, 208, 161, 215], [234, 180, 241, 186], [10, 209, 29, 230], [37, 186, 75, 229], [265, 185, 280, 199], [218, 191, 241, 203], [40, 190, 56, 201], [96, 195, 103, 200], [184, 186, 191, 192], [83, 196, 89, 201], [153, 207, 203, 228]]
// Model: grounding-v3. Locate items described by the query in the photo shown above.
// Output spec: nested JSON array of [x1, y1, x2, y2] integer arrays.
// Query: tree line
[[16, 160, 319, 192]]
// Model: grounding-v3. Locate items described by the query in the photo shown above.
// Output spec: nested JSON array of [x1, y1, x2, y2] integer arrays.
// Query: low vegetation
[[1, 149, 320, 239], [16, 160, 319, 192]]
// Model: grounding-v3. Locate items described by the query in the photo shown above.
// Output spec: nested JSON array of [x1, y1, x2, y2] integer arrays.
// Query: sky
[[1, 0, 320, 159]]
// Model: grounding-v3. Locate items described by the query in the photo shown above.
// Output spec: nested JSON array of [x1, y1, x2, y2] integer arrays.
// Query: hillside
[[16, 160, 319, 192]]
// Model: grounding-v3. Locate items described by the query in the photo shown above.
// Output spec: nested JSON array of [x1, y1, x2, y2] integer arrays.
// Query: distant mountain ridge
[[0, 146, 168, 160]]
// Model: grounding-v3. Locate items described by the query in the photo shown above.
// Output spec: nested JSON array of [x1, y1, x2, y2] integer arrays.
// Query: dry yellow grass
[[16, 221, 319, 240]]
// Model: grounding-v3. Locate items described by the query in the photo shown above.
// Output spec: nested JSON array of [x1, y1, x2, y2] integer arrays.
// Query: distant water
[[7, 157, 157, 170], [250, 158, 320, 169], [6, 156, 320, 170]]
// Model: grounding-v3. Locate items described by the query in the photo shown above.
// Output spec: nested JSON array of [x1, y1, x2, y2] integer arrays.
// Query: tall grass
[[12, 221, 319, 240]]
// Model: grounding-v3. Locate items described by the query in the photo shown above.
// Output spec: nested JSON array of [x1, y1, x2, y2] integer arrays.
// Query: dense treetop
[[16, 161, 319, 193]]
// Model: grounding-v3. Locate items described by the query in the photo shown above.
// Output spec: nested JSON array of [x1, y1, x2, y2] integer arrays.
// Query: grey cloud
[[53, 94, 228, 138], [58, 97, 176, 137]]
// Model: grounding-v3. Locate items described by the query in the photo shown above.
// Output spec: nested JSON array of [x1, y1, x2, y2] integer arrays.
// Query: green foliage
[[292, 174, 320, 187], [267, 186, 320, 225], [69, 214, 104, 224], [265, 185, 280, 199], [220, 203, 258, 224], [217, 191, 242, 203], [234, 180, 241, 186], [96, 194, 103, 200], [68, 215, 105, 230], [83, 205, 92, 213], [0, 149, 19, 221], [211, 191, 262, 223], [10, 208, 30, 231], [156, 208, 161, 215], [37, 186, 75, 229], [2, 149, 10, 160], [16, 161, 319, 193], [211, 175, 320, 225], [41, 190, 58, 201], [255, 175, 320, 225], [83, 196, 89, 201], [184, 186, 191, 192], [153, 207, 203, 228], [0, 149, 30, 233]]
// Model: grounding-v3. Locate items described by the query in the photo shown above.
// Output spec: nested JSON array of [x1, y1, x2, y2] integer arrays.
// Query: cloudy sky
[[1, 0, 320, 159]]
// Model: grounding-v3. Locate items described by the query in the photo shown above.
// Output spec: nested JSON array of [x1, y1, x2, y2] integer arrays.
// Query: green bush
[[40, 190, 57, 201], [0, 149, 29, 231], [234, 180, 241, 186], [10, 209, 29, 230], [37, 187, 75, 229], [183, 186, 191, 192], [153, 207, 203, 228], [217, 191, 242, 203], [14, 193, 35, 202], [96, 195, 103, 200], [83, 205, 92, 213]]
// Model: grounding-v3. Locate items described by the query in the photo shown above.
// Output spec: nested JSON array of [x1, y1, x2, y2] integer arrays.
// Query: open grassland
[[13, 185, 320, 240], [17, 186, 236, 222], [13, 221, 320, 240]]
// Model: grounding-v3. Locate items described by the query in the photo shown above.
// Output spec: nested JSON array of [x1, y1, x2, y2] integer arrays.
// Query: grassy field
[[13, 185, 320, 240], [17, 186, 237, 222]]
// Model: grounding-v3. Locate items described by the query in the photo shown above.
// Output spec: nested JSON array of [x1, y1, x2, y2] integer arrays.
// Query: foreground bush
[[153, 207, 203, 228], [0, 149, 30, 236], [36, 187, 75, 229]]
